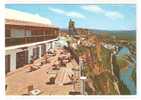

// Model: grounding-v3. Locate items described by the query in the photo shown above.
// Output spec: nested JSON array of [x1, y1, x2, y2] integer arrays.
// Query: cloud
[[66, 12, 85, 19], [81, 5, 104, 13], [48, 7, 85, 19], [105, 11, 124, 20], [81, 5, 124, 20], [48, 7, 65, 14]]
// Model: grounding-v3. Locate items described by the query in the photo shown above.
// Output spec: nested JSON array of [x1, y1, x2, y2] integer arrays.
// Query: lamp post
[[79, 58, 87, 95]]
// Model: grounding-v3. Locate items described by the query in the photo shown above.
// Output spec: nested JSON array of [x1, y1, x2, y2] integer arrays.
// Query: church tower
[[68, 19, 76, 35]]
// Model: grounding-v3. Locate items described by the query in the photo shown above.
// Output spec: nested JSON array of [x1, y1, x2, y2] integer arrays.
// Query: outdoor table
[[64, 59, 68, 63], [30, 89, 42, 95]]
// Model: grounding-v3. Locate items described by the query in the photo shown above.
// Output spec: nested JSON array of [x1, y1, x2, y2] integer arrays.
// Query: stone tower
[[68, 19, 76, 35]]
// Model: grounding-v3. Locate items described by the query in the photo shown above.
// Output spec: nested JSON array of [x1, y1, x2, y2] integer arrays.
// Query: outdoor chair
[[5, 84, 7, 90], [22, 85, 34, 95], [23, 85, 42, 95], [46, 77, 56, 84], [27, 64, 40, 72], [27, 85, 34, 94], [69, 91, 80, 95]]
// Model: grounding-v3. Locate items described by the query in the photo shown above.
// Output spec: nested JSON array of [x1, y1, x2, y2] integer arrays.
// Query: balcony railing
[[5, 35, 57, 47]]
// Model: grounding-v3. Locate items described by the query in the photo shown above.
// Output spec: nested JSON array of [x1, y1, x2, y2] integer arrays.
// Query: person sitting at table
[[27, 64, 36, 72], [27, 85, 34, 94], [40, 62, 44, 66], [60, 59, 66, 67], [42, 54, 48, 63], [27, 63, 40, 72]]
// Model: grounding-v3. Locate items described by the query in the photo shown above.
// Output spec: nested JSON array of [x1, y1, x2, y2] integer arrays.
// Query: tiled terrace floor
[[6, 48, 80, 95]]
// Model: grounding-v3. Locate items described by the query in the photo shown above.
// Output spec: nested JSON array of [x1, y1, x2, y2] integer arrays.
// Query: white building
[[5, 8, 59, 74]]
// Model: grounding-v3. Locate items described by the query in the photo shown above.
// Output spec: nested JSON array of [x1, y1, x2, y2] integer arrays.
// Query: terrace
[[6, 47, 80, 95]]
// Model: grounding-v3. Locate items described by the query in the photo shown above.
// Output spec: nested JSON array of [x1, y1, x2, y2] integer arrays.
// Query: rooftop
[[5, 8, 57, 28]]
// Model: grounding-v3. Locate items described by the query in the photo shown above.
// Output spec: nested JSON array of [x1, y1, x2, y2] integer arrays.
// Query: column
[[38, 45, 42, 58], [79, 58, 86, 95], [10, 50, 16, 72], [28, 46, 33, 64], [50, 42, 53, 49], [52, 41, 54, 49], [80, 59, 83, 95], [45, 43, 48, 52]]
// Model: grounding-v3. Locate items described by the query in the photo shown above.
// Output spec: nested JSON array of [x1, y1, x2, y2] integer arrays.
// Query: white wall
[[38, 45, 42, 58], [5, 39, 58, 72], [6, 50, 16, 72], [28, 46, 34, 63]]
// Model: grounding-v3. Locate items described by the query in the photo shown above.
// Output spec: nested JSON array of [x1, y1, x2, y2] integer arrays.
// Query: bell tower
[[68, 19, 76, 35]]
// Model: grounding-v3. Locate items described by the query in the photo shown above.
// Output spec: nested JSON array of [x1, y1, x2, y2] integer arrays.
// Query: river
[[117, 47, 136, 94]]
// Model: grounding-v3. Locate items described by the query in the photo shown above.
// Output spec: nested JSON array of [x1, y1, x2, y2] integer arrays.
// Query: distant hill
[[60, 28, 136, 40], [89, 29, 136, 40]]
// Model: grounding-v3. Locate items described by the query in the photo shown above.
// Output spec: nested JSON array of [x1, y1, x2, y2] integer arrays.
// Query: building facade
[[5, 8, 59, 74], [76, 28, 89, 36]]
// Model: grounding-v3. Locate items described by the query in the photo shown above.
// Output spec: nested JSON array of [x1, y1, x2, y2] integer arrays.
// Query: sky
[[5, 4, 136, 30]]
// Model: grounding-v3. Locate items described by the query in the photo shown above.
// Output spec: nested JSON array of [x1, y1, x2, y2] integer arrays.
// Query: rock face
[[69, 32, 136, 95], [73, 34, 122, 95]]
